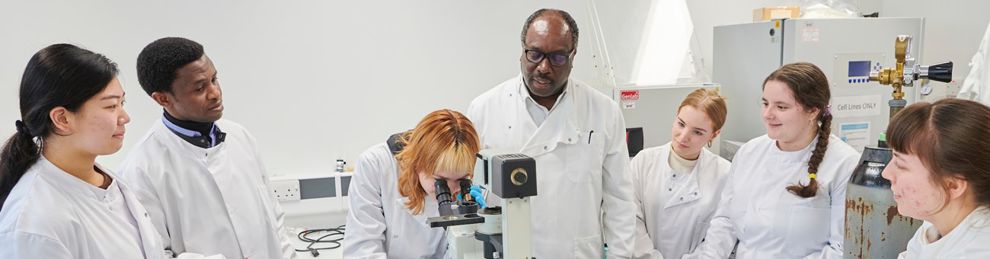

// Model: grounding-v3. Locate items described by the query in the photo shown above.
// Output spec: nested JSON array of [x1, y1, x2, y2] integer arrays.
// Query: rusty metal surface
[[844, 147, 922, 259], [844, 178, 921, 259]]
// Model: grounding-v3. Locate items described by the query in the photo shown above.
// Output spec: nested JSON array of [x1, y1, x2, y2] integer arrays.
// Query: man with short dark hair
[[119, 37, 296, 259], [467, 9, 636, 258]]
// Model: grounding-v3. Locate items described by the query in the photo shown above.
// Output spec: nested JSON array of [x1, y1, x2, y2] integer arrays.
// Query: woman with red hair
[[343, 109, 481, 258]]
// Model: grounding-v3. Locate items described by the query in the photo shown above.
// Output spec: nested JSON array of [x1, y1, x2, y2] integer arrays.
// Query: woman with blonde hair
[[343, 109, 481, 258], [631, 88, 731, 259]]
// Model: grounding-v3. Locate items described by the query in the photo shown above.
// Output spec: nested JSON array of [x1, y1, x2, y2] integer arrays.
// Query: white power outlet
[[270, 179, 301, 202]]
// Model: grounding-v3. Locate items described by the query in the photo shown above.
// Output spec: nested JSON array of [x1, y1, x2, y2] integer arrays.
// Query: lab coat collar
[[516, 74, 570, 114], [154, 119, 228, 160], [507, 75, 582, 157], [35, 156, 110, 201], [770, 134, 819, 163], [162, 115, 226, 148], [662, 146, 711, 209], [922, 206, 990, 246], [518, 107, 581, 157], [35, 157, 162, 255]]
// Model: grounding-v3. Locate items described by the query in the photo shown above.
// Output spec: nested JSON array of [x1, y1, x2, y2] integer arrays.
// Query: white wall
[[880, 0, 990, 85], [0, 1, 652, 176], [6, 0, 981, 177]]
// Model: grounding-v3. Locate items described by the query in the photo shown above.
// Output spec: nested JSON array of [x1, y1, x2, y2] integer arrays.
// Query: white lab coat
[[959, 21, 990, 104], [630, 143, 731, 259], [0, 157, 164, 259], [898, 206, 990, 259], [684, 134, 859, 259], [466, 75, 636, 258], [118, 119, 295, 259], [342, 143, 448, 259]]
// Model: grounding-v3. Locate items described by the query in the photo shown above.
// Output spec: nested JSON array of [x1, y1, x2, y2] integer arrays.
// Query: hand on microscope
[[453, 179, 487, 209], [469, 185, 487, 208]]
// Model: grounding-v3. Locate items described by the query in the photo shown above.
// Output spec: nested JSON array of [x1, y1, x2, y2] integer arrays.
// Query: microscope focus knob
[[510, 168, 529, 186]]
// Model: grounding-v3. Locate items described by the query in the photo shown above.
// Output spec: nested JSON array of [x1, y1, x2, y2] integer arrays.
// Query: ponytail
[[0, 121, 42, 210], [786, 108, 832, 198], [1, 44, 118, 210]]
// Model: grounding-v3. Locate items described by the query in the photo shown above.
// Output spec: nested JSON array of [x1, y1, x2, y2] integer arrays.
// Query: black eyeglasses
[[524, 49, 573, 67]]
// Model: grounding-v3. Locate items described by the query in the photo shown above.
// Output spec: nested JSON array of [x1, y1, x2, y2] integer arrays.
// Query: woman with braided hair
[[685, 62, 860, 259]]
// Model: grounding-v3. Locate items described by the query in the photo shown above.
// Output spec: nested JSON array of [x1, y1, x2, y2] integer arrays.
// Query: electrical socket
[[270, 179, 301, 202]]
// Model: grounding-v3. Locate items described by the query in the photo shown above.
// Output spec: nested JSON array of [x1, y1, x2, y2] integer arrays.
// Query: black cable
[[294, 225, 346, 257]]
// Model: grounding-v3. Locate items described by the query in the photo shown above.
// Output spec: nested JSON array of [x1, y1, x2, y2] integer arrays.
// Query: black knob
[[926, 62, 953, 83], [513, 172, 527, 185], [510, 168, 528, 186]]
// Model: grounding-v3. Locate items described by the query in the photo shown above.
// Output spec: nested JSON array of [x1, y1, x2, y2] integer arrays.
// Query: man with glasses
[[466, 8, 635, 258]]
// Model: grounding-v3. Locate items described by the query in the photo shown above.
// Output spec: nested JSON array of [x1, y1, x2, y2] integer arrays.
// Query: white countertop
[[282, 197, 349, 259]]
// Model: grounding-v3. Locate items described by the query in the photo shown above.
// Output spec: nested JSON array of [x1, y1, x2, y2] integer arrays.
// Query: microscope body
[[427, 150, 538, 259], [477, 151, 537, 259]]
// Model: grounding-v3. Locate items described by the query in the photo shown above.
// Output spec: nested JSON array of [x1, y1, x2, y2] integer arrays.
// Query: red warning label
[[620, 90, 640, 101]]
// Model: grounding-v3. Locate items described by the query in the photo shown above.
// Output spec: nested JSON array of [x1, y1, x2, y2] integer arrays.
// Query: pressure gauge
[[920, 84, 933, 96]]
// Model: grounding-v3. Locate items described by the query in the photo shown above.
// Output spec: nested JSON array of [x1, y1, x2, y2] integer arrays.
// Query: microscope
[[427, 150, 538, 259]]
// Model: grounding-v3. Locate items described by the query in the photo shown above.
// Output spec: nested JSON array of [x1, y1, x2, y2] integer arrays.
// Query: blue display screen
[[848, 61, 871, 77]]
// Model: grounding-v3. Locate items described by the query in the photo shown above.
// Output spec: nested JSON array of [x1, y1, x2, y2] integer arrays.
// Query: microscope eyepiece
[[435, 180, 454, 216]]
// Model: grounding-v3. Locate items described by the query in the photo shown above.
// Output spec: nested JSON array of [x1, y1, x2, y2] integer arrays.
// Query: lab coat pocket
[[782, 190, 831, 243], [573, 235, 604, 258], [564, 134, 605, 184]]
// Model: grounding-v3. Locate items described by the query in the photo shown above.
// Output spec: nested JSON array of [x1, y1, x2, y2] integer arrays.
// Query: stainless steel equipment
[[844, 35, 952, 259], [714, 18, 924, 157]]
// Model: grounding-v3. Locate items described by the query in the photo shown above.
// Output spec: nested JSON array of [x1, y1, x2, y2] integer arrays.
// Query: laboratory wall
[[0, 0, 652, 176], [2, 0, 986, 177]]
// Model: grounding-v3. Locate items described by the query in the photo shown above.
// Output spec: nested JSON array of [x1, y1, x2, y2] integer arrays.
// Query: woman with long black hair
[[0, 44, 219, 259]]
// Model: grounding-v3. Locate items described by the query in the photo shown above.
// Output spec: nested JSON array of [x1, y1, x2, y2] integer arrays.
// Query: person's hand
[[470, 185, 487, 208]]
